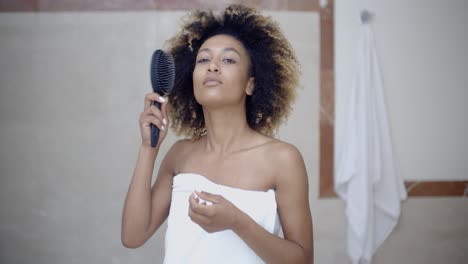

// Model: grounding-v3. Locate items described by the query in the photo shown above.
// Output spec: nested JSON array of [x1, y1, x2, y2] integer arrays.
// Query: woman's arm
[[189, 143, 313, 263], [239, 144, 313, 263], [121, 92, 175, 248], [121, 144, 174, 248]]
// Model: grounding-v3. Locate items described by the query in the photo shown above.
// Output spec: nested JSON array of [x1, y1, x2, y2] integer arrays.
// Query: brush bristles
[[150, 50, 175, 95]]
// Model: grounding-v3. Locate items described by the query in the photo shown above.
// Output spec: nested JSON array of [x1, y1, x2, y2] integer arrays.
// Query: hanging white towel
[[335, 21, 407, 264]]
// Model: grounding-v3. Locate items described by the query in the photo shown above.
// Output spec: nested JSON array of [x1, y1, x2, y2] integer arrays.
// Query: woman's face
[[193, 34, 254, 108]]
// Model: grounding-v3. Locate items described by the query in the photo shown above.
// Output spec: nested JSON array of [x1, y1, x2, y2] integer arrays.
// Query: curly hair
[[165, 4, 300, 139]]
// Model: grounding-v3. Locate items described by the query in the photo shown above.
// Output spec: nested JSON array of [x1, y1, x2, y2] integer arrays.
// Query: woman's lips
[[203, 77, 222, 86]]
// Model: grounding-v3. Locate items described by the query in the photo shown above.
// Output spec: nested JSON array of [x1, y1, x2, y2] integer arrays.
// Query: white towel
[[164, 173, 281, 264], [335, 23, 407, 264]]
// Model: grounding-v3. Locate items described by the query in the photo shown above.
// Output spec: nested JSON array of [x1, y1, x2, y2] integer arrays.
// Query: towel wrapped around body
[[163, 173, 281, 264]]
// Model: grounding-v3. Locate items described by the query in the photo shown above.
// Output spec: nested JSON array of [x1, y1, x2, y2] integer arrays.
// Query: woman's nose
[[208, 62, 220, 73]]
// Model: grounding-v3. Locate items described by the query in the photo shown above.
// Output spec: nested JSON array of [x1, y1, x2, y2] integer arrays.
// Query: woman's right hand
[[139, 92, 169, 148]]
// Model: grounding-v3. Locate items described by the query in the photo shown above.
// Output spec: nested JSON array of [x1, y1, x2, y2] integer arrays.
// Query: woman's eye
[[197, 58, 209, 63], [223, 58, 235, 64]]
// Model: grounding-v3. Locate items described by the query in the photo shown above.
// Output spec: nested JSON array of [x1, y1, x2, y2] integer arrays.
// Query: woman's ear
[[245, 77, 255, 95]]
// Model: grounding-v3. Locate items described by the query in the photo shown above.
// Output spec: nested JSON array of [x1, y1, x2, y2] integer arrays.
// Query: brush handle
[[150, 100, 162, 148]]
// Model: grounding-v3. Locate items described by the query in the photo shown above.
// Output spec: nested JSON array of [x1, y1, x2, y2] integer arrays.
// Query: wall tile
[[1, 0, 320, 12], [0, 0, 38, 11]]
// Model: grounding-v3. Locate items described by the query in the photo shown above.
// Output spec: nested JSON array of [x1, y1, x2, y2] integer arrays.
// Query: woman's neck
[[202, 106, 253, 155]]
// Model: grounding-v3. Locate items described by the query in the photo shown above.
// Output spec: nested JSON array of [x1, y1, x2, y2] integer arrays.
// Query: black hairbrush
[[150, 49, 175, 148]]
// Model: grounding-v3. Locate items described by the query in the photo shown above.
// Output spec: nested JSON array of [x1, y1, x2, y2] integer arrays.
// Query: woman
[[122, 4, 313, 264]]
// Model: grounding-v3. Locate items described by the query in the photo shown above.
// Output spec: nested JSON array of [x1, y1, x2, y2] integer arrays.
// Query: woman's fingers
[[188, 193, 236, 233], [149, 105, 164, 121], [149, 116, 164, 130], [140, 113, 165, 129], [195, 191, 222, 204], [141, 102, 167, 126], [140, 92, 169, 147], [144, 92, 167, 110], [161, 100, 169, 126], [143, 92, 168, 128], [188, 194, 212, 224]]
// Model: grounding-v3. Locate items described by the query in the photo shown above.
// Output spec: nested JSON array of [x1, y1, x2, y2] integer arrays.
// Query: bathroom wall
[[334, 0, 468, 263], [0, 9, 323, 264], [1, 0, 467, 263]]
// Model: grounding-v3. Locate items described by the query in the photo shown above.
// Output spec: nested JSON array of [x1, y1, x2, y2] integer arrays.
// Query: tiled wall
[[1, 0, 337, 198], [0, 8, 325, 264], [0, 0, 320, 11], [2, 1, 467, 263]]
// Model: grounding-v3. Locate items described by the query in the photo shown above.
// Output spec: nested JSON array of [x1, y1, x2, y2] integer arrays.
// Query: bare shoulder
[[264, 140, 305, 171], [166, 138, 192, 155], [161, 138, 194, 174], [261, 139, 307, 188], [168, 138, 201, 156], [264, 140, 313, 258], [272, 141, 302, 160]]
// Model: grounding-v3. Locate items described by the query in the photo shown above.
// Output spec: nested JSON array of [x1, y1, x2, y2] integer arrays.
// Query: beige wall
[[334, 0, 468, 263], [1, 3, 467, 264], [0, 11, 324, 263], [335, 0, 468, 182]]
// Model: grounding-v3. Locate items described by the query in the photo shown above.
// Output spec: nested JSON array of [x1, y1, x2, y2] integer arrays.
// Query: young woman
[[122, 4, 313, 263]]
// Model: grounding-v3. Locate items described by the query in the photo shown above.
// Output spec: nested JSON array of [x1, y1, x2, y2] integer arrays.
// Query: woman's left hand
[[188, 191, 242, 233]]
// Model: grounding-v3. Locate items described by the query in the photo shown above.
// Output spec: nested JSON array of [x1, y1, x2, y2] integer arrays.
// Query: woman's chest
[[175, 150, 277, 191]]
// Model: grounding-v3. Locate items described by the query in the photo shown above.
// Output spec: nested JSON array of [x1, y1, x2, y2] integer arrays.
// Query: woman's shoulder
[[257, 136, 306, 184], [162, 138, 199, 176], [248, 132, 304, 169], [165, 138, 197, 158], [264, 139, 303, 165], [258, 136, 302, 160]]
